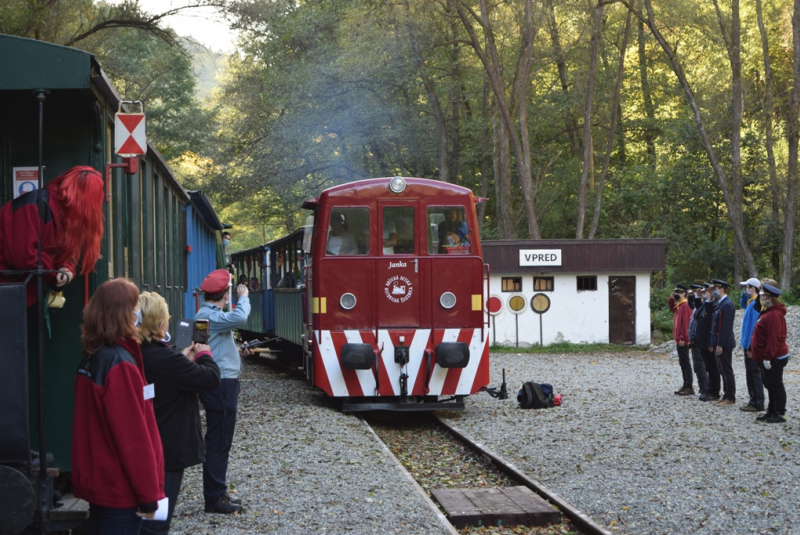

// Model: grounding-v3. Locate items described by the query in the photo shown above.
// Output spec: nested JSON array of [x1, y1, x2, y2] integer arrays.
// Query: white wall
[[488, 272, 652, 347]]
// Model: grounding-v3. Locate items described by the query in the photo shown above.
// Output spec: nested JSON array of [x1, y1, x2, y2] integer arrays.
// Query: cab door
[[377, 203, 421, 328]]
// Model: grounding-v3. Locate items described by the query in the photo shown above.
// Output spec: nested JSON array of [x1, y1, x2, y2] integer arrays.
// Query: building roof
[[188, 190, 224, 231], [482, 239, 666, 273]]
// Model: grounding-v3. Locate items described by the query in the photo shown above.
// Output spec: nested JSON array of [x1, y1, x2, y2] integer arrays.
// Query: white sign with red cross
[[114, 112, 147, 156]]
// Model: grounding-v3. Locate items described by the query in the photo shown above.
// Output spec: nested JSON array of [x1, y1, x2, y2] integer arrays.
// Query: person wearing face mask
[[687, 284, 709, 398], [738, 277, 764, 412], [222, 231, 231, 248], [671, 284, 695, 395], [697, 283, 721, 402], [750, 282, 790, 423], [138, 292, 221, 535], [195, 269, 252, 514], [709, 279, 736, 406]]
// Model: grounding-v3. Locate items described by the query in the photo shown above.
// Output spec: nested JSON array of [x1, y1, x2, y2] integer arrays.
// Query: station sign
[[13, 166, 38, 198], [114, 112, 146, 156], [519, 249, 562, 267]]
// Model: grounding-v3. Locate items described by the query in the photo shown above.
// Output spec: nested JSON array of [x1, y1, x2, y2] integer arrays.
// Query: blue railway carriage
[[0, 34, 223, 534]]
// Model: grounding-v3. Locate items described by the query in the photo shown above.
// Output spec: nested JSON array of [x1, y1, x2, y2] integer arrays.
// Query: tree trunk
[[625, 0, 758, 276], [545, 0, 581, 158], [577, 1, 603, 239], [781, 0, 800, 289], [478, 81, 491, 232], [589, 9, 632, 239], [637, 15, 656, 169], [492, 108, 516, 238]]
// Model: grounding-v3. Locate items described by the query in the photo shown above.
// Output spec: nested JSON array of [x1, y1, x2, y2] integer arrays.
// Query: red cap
[[201, 269, 231, 293]]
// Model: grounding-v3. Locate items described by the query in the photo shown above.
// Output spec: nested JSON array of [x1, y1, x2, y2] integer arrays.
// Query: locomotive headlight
[[389, 176, 406, 193], [440, 292, 456, 309], [340, 293, 357, 310]]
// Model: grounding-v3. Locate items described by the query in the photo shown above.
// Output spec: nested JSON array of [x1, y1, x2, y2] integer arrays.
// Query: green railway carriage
[[0, 34, 223, 533]]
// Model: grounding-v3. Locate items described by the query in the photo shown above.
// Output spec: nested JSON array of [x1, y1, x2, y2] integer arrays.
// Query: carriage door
[[608, 276, 636, 344], [377, 203, 421, 327]]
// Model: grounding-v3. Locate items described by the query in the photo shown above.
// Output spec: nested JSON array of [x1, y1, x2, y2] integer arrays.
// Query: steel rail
[[431, 415, 612, 535]]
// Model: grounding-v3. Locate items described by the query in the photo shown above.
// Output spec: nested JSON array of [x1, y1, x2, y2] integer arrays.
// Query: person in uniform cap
[[750, 282, 790, 423], [687, 284, 708, 398], [671, 284, 695, 395], [709, 279, 736, 406], [738, 277, 764, 412], [697, 283, 721, 401], [196, 269, 252, 513]]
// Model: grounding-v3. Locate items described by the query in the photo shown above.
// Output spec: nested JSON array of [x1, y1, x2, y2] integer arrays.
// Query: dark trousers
[[761, 357, 789, 415], [201, 378, 239, 504], [743, 349, 765, 409], [88, 504, 142, 535], [701, 347, 720, 396], [140, 470, 184, 535], [716, 347, 735, 401], [691, 346, 708, 394], [676, 344, 693, 388]]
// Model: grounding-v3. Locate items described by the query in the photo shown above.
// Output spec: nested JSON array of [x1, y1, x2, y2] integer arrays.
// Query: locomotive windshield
[[429, 206, 470, 254], [326, 207, 369, 255], [383, 206, 414, 254]]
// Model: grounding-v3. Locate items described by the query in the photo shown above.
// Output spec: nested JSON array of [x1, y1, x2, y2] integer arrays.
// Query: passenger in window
[[438, 209, 469, 253], [383, 216, 397, 254], [326, 213, 357, 255]]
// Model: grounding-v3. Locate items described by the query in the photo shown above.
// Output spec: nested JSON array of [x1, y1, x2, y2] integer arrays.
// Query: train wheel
[[0, 465, 36, 535]]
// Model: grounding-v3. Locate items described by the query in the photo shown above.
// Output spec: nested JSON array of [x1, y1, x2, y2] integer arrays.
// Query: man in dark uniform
[[710, 279, 736, 406], [697, 283, 720, 402], [687, 284, 708, 398]]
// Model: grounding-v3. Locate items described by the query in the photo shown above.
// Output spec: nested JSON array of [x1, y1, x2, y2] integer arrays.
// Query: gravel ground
[[169, 362, 453, 535], [443, 347, 800, 534]]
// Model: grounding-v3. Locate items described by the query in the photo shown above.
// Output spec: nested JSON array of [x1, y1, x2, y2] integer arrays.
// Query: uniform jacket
[[0, 187, 76, 305], [750, 303, 789, 362], [195, 296, 250, 379], [694, 300, 716, 349], [141, 340, 221, 472], [672, 299, 692, 343], [711, 295, 736, 349], [71, 338, 165, 512], [739, 293, 760, 350]]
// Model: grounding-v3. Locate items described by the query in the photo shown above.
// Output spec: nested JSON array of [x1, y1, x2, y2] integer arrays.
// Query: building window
[[502, 277, 522, 292], [534, 276, 554, 292], [577, 276, 597, 291]]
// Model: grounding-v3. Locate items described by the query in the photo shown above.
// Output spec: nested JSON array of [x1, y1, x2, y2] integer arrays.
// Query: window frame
[[533, 276, 554, 292], [501, 277, 522, 292], [577, 276, 598, 291]]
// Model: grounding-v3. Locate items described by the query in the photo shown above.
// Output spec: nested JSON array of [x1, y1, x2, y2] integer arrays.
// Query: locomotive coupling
[[394, 345, 409, 366]]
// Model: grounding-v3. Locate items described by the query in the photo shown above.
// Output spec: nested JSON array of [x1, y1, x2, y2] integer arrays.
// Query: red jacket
[[0, 186, 76, 305], [71, 338, 165, 511], [750, 303, 789, 362], [672, 299, 691, 343]]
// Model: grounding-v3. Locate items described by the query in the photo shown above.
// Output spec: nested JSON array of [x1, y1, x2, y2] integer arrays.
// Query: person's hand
[[55, 268, 73, 287], [763, 360, 772, 370], [707, 346, 713, 353], [240, 347, 254, 357], [181, 342, 196, 360], [136, 511, 156, 520], [194, 343, 211, 355], [677, 341, 685, 347], [715, 346, 722, 356], [237, 284, 249, 298]]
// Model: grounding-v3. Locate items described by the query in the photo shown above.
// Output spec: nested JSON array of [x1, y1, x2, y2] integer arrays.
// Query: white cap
[[740, 277, 760, 288]]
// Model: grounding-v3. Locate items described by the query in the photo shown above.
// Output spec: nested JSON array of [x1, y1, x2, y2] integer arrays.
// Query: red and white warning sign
[[114, 112, 146, 156]]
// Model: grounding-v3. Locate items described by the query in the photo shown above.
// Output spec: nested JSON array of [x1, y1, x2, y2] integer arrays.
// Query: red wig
[[47, 166, 105, 275]]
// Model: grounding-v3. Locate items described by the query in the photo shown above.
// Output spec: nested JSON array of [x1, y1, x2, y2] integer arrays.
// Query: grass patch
[[490, 342, 650, 354]]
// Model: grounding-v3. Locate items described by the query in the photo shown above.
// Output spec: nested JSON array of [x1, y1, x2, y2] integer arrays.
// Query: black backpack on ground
[[517, 381, 555, 409]]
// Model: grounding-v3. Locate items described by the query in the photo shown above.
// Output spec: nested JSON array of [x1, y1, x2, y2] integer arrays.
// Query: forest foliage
[[4, 0, 800, 296]]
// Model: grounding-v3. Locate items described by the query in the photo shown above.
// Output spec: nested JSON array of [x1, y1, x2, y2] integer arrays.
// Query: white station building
[[482, 239, 666, 347]]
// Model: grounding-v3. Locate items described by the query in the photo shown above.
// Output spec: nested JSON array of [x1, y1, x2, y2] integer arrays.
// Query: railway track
[[364, 412, 611, 535]]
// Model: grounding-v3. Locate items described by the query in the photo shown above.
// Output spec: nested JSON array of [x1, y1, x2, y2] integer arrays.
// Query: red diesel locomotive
[[234, 177, 490, 411]]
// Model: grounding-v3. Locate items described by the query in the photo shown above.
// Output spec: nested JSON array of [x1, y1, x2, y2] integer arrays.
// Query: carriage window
[[383, 206, 414, 254], [428, 206, 470, 254], [326, 207, 369, 255]]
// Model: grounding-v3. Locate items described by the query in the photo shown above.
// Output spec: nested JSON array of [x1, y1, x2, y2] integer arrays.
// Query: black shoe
[[223, 491, 241, 505], [756, 412, 774, 421], [205, 495, 243, 514], [764, 414, 787, 424], [699, 394, 720, 402]]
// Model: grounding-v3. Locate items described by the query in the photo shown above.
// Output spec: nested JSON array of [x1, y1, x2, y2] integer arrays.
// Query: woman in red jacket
[[71, 279, 165, 534], [0, 166, 104, 305], [750, 282, 790, 424]]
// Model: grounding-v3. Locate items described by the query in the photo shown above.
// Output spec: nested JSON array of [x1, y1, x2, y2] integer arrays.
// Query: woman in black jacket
[[138, 292, 221, 535]]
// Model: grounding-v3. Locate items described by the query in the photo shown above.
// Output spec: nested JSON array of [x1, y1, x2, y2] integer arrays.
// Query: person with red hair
[[0, 165, 104, 305], [72, 278, 165, 534]]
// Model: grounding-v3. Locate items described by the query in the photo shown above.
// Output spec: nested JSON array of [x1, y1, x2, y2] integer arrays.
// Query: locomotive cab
[[304, 177, 490, 411]]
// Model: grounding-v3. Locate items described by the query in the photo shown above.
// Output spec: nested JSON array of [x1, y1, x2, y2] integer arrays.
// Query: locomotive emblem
[[385, 275, 414, 303]]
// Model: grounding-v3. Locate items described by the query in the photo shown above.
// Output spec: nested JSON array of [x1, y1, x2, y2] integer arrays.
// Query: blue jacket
[[739, 292, 760, 349], [711, 295, 736, 349], [195, 296, 251, 379]]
